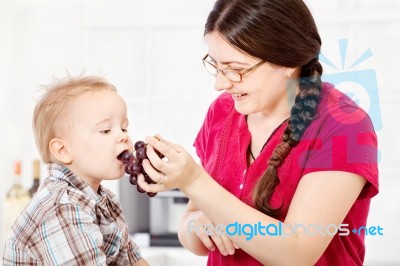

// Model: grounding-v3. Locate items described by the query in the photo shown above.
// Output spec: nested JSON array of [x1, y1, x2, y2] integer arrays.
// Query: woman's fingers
[[194, 232, 216, 252], [145, 135, 184, 159], [196, 234, 234, 256], [153, 134, 185, 152], [145, 145, 168, 173], [141, 135, 203, 191], [212, 234, 236, 256], [189, 211, 238, 256], [208, 234, 229, 256], [137, 173, 170, 193]]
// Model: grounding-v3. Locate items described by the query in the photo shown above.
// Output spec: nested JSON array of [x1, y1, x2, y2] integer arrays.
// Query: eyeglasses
[[202, 54, 265, 82]]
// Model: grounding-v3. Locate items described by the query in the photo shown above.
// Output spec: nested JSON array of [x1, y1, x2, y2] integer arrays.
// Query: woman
[[139, 0, 379, 265]]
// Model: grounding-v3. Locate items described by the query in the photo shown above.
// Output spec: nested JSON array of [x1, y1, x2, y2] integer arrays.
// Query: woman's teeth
[[232, 93, 247, 98]]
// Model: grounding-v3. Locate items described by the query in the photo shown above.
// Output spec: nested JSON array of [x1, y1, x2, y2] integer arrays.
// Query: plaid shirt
[[2, 163, 142, 265]]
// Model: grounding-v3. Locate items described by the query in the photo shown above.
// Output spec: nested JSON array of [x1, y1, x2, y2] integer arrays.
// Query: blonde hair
[[33, 75, 117, 163]]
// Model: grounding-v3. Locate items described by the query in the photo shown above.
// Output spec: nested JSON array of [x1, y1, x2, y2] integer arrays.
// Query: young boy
[[2, 75, 149, 265]]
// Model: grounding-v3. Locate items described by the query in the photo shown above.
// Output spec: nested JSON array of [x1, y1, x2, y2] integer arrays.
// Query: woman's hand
[[186, 210, 239, 256], [138, 135, 203, 192]]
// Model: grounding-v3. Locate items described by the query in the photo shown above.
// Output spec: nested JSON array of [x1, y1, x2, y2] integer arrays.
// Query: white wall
[[0, 0, 399, 264]]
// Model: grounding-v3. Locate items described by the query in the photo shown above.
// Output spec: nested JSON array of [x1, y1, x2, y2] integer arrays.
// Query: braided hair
[[253, 58, 323, 216], [205, 0, 323, 216]]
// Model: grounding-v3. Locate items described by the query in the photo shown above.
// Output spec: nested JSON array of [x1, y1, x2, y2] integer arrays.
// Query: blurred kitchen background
[[0, 0, 399, 265]]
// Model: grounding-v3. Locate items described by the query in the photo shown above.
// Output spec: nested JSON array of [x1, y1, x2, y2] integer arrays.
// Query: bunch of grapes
[[117, 140, 163, 197]]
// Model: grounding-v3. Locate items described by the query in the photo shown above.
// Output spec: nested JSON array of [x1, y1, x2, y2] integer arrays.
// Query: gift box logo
[[297, 39, 381, 168], [320, 39, 382, 131]]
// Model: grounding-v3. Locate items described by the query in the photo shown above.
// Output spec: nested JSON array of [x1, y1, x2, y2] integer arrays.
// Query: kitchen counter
[[140, 246, 207, 266], [132, 233, 207, 266]]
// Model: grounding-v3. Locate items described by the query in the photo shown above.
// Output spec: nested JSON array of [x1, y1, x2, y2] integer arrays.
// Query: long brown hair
[[205, 0, 323, 217]]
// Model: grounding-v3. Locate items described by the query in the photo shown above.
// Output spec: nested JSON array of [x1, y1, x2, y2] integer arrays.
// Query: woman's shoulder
[[319, 82, 368, 115], [301, 82, 379, 199], [317, 82, 374, 129]]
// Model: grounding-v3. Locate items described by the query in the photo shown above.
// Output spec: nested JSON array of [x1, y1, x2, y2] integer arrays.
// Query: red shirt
[[194, 83, 379, 266]]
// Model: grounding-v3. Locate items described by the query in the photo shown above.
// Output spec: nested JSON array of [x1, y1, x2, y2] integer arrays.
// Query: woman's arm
[[187, 170, 365, 265], [178, 201, 210, 256], [140, 137, 366, 265]]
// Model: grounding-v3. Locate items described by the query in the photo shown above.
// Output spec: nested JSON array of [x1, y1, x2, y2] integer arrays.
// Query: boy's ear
[[285, 67, 297, 78], [49, 138, 72, 164]]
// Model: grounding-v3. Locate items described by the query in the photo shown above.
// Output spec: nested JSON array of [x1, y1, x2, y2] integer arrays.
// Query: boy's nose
[[118, 131, 129, 143]]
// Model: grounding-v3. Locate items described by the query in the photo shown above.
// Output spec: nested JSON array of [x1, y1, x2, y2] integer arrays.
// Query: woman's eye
[[100, 129, 111, 134]]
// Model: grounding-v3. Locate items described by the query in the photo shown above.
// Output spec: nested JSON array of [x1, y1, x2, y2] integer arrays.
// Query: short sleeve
[[302, 101, 379, 199]]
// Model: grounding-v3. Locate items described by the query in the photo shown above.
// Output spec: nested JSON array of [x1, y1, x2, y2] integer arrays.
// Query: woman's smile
[[231, 93, 248, 100]]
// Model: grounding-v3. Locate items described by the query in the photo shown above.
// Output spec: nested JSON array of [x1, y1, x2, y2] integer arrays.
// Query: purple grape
[[143, 173, 158, 196], [126, 163, 142, 175], [118, 139, 158, 197], [129, 174, 138, 185], [154, 149, 165, 159], [136, 147, 148, 160], [144, 173, 156, 184], [118, 150, 133, 164], [137, 184, 146, 193], [134, 141, 146, 151], [125, 163, 134, 174]]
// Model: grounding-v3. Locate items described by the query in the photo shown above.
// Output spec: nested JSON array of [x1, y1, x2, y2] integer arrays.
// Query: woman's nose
[[214, 72, 233, 92]]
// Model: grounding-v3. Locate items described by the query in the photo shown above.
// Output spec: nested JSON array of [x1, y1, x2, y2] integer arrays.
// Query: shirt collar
[[47, 162, 106, 202]]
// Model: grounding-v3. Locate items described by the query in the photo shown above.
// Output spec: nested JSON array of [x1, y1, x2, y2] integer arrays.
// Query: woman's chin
[[234, 104, 252, 115]]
